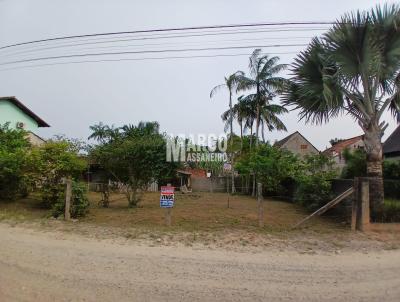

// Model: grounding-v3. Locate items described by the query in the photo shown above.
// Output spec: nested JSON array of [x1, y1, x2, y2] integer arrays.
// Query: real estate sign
[[160, 186, 174, 208]]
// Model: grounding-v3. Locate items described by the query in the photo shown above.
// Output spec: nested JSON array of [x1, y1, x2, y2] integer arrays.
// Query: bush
[[29, 140, 87, 208], [51, 182, 89, 218], [372, 199, 400, 223], [235, 144, 301, 195], [384, 161, 400, 179], [295, 175, 334, 211], [384, 180, 400, 199], [294, 154, 337, 211], [0, 123, 30, 201], [341, 148, 367, 178]]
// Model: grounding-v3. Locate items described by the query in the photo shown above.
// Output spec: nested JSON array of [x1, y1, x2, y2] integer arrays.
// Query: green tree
[[235, 144, 300, 194], [29, 140, 87, 209], [89, 122, 178, 207], [211, 71, 243, 193], [284, 5, 400, 209], [0, 123, 30, 200]]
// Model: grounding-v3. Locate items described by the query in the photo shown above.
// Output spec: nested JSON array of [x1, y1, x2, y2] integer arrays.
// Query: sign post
[[65, 177, 72, 221], [160, 185, 174, 226]]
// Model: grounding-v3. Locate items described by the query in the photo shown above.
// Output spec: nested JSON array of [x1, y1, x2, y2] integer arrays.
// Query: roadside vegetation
[[1, 4, 400, 235]]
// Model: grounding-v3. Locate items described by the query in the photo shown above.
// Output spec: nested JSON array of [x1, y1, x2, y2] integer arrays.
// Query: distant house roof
[[274, 131, 319, 152], [177, 168, 207, 178], [0, 96, 50, 127], [384, 125, 400, 155], [323, 135, 363, 155], [26, 131, 46, 146]]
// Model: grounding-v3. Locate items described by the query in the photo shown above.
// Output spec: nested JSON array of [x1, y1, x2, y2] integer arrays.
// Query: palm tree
[[88, 123, 119, 143], [221, 96, 249, 150], [236, 49, 288, 146], [211, 71, 243, 193], [284, 5, 400, 209], [226, 92, 288, 196], [122, 121, 160, 137]]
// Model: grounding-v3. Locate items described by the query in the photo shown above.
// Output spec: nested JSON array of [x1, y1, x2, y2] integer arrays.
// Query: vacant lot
[[1, 191, 399, 252]]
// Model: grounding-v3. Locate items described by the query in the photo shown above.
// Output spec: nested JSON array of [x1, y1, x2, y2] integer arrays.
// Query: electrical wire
[[0, 35, 318, 59], [0, 43, 308, 66], [0, 51, 299, 72], [0, 21, 333, 50], [0, 26, 330, 55]]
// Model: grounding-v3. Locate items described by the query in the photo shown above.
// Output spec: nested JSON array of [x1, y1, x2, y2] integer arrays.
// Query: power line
[[1, 34, 318, 59], [1, 26, 330, 51], [0, 51, 299, 72], [0, 21, 333, 50], [0, 43, 308, 66]]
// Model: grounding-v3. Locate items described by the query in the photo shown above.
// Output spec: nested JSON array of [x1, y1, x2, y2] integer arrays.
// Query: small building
[[384, 125, 400, 161], [323, 135, 364, 170], [0, 96, 49, 146], [274, 131, 319, 157]]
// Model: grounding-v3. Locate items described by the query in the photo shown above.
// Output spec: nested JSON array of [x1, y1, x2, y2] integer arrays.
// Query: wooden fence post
[[257, 182, 264, 227], [351, 178, 359, 231], [358, 179, 370, 231], [165, 208, 172, 226], [65, 178, 72, 221]]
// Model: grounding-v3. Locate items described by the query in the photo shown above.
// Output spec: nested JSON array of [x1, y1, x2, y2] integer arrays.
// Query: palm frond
[[283, 38, 345, 124], [210, 83, 227, 98]]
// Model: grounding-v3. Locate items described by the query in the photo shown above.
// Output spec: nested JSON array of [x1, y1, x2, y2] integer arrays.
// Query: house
[[274, 131, 319, 157], [384, 125, 400, 161], [0, 96, 49, 146], [323, 135, 364, 170]]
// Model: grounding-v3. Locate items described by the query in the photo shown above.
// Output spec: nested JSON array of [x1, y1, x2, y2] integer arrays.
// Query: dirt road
[[0, 224, 399, 302]]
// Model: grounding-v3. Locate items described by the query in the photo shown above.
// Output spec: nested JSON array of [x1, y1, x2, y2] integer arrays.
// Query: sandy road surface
[[0, 224, 399, 302]]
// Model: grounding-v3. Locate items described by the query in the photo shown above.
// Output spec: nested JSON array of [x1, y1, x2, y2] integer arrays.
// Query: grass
[[3, 192, 400, 252], [0, 196, 49, 222], [0, 191, 344, 232]]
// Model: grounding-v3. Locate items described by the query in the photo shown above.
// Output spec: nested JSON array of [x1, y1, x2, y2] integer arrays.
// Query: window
[[300, 144, 308, 150]]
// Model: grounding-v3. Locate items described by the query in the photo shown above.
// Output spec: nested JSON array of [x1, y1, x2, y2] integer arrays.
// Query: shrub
[[295, 175, 334, 211], [294, 154, 337, 211], [51, 182, 89, 218], [372, 199, 400, 223], [29, 140, 87, 208], [0, 123, 30, 201], [341, 148, 367, 178], [235, 144, 301, 195], [383, 161, 400, 180], [384, 180, 400, 199]]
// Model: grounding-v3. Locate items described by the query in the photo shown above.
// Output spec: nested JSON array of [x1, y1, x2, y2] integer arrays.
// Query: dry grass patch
[[2, 192, 400, 252], [84, 191, 343, 234]]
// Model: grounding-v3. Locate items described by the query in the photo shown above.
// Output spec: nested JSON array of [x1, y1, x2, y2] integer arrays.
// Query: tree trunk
[[252, 174, 256, 197], [249, 124, 253, 151], [363, 122, 384, 212], [229, 92, 235, 194], [255, 104, 260, 147], [240, 121, 243, 152]]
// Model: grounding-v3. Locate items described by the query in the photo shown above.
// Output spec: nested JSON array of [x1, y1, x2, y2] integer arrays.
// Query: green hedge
[[384, 180, 400, 199]]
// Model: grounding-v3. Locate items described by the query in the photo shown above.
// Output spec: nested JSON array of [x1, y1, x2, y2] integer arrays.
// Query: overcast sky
[[0, 0, 397, 150]]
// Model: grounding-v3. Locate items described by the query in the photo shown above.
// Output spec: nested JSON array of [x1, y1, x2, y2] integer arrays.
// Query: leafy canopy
[[89, 121, 178, 206], [284, 4, 400, 128], [0, 123, 30, 200]]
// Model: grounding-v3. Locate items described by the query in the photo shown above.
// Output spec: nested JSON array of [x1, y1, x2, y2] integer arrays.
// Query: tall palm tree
[[88, 123, 119, 143], [211, 71, 243, 193], [221, 96, 251, 150], [225, 91, 288, 197], [236, 49, 288, 146], [284, 5, 400, 209]]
